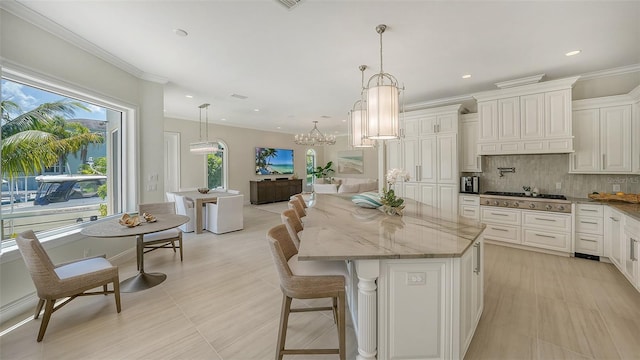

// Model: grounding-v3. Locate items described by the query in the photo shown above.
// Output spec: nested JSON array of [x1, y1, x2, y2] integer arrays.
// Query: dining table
[[170, 190, 235, 234], [81, 213, 189, 292]]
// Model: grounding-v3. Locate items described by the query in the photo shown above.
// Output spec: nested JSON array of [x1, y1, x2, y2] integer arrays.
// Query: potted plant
[[311, 161, 335, 182]]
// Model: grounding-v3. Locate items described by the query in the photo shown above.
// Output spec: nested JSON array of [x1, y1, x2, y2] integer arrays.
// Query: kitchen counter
[[568, 196, 640, 221]]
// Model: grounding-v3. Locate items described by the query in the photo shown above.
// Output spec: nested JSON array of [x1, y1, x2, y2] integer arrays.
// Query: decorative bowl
[[197, 188, 210, 194]]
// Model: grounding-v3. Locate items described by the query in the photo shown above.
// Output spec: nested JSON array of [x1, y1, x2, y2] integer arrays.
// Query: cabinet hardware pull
[[580, 221, 598, 225], [580, 238, 598, 243], [474, 242, 481, 274], [582, 209, 598, 212], [535, 233, 556, 239], [491, 213, 508, 216], [534, 217, 556, 222], [433, 124, 436, 133], [610, 217, 619, 222], [491, 227, 508, 232], [632, 238, 637, 261], [463, 199, 476, 202]]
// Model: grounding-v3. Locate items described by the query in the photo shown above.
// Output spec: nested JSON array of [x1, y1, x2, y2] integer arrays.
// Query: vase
[[380, 204, 405, 216]]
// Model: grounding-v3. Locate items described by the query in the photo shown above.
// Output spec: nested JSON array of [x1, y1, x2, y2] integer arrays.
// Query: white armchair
[[206, 194, 244, 234], [174, 194, 206, 232]]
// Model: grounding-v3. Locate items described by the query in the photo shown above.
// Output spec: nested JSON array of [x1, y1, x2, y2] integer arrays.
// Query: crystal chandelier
[[190, 103, 220, 154], [294, 121, 336, 146], [365, 24, 403, 140], [349, 65, 375, 148]]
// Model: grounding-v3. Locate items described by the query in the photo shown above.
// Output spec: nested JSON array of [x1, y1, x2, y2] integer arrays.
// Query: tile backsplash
[[464, 154, 640, 198]]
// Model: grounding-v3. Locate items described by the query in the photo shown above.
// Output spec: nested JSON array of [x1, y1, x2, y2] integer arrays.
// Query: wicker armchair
[[138, 202, 183, 266], [280, 209, 303, 248], [15, 230, 121, 342], [266, 224, 346, 360]]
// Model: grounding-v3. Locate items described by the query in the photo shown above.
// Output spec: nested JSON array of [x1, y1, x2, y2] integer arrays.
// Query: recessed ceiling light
[[321, 115, 331, 119], [565, 50, 581, 57], [174, 29, 188, 37], [277, 126, 281, 129], [253, 108, 260, 112], [462, 74, 472, 79], [342, 119, 347, 122], [230, 93, 248, 100], [185, 95, 193, 98]]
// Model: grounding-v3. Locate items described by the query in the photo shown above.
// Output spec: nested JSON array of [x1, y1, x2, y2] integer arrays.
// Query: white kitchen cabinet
[[622, 216, 640, 289], [459, 194, 480, 221], [437, 134, 458, 183], [604, 206, 623, 267], [460, 114, 482, 172], [438, 184, 458, 218], [575, 204, 604, 256], [474, 76, 578, 155], [459, 236, 483, 357], [570, 100, 634, 174], [386, 139, 402, 174]]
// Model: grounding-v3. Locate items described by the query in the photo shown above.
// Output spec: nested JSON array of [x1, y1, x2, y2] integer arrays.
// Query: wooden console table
[[249, 179, 302, 204]]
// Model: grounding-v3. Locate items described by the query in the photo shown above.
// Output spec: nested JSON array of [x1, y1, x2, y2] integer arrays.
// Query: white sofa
[[313, 177, 378, 194]]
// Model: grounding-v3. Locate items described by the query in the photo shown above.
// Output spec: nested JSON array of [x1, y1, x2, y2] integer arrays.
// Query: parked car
[[33, 175, 106, 205]]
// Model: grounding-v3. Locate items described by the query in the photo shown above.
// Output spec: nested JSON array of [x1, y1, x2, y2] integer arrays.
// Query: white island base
[[349, 237, 483, 360]]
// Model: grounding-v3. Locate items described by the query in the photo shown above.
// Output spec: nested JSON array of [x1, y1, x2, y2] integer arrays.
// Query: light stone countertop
[[569, 196, 640, 221], [297, 194, 486, 261]]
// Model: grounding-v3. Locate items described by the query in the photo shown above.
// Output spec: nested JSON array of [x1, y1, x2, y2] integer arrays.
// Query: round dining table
[[81, 213, 189, 292]]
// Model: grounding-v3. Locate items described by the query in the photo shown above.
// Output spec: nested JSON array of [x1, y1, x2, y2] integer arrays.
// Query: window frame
[[205, 139, 228, 190], [0, 66, 138, 257]]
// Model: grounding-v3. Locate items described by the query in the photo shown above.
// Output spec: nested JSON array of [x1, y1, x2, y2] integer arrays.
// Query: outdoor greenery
[[207, 152, 223, 189], [1, 99, 102, 179], [255, 148, 278, 174]]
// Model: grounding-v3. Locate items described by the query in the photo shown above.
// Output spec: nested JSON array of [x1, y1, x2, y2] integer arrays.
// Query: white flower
[[386, 168, 409, 185]]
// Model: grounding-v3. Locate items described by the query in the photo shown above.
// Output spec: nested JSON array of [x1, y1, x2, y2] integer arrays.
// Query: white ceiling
[[7, 0, 640, 136]]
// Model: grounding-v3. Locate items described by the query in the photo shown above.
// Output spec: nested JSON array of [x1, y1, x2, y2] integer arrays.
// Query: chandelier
[[190, 103, 219, 154], [365, 24, 403, 140], [349, 65, 375, 148], [294, 121, 336, 146]]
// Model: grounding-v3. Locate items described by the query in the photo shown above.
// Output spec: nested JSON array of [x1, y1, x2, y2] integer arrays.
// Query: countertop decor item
[[380, 168, 409, 215], [119, 213, 141, 227], [197, 187, 210, 194], [588, 192, 639, 203]]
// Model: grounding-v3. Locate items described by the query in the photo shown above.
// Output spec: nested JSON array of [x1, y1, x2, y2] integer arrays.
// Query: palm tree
[[1, 99, 91, 179]]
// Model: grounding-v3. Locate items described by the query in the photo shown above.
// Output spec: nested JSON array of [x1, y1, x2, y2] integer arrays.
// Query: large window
[[1, 75, 128, 243], [306, 149, 316, 191], [207, 141, 227, 189]]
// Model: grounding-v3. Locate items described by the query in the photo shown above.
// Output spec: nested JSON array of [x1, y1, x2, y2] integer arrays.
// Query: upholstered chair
[[15, 230, 121, 342], [174, 194, 206, 232], [206, 194, 244, 234], [266, 224, 347, 360]]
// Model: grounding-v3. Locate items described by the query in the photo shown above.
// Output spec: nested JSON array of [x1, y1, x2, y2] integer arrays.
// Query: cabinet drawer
[[522, 211, 571, 232], [459, 205, 480, 220], [575, 233, 603, 255], [459, 195, 480, 206], [576, 204, 604, 217], [576, 216, 604, 235], [484, 224, 520, 244], [481, 208, 520, 225], [522, 229, 570, 252]]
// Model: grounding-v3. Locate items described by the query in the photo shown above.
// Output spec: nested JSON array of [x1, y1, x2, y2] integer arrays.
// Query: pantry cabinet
[[474, 76, 578, 155], [460, 114, 482, 173]]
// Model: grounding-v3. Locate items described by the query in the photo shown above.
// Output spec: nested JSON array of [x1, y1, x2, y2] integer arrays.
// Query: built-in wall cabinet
[[459, 113, 482, 173], [570, 86, 640, 174], [392, 104, 462, 218], [473, 76, 579, 155]]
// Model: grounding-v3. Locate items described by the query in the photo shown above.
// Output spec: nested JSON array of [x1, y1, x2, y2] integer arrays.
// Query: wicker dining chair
[[280, 209, 303, 248], [288, 198, 306, 219], [266, 224, 346, 360], [293, 193, 308, 209], [138, 202, 183, 266], [15, 230, 121, 342]]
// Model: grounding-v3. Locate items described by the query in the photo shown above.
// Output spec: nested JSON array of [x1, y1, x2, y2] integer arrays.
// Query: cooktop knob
[[513, 202, 519, 207], [485, 200, 491, 205], [529, 203, 536, 209], [558, 205, 565, 211], [545, 204, 552, 210], [503, 201, 509, 206], [493, 201, 499, 206]]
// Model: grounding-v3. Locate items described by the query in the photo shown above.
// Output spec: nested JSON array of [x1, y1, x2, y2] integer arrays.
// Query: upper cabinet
[[570, 87, 640, 174], [474, 76, 579, 155], [460, 113, 482, 173]]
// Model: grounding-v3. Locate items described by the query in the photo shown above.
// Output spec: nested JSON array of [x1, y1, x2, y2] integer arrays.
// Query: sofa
[[313, 177, 378, 194]]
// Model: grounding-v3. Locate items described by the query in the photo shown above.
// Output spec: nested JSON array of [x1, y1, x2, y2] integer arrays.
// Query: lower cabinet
[[622, 217, 640, 290], [249, 179, 302, 204], [404, 183, 458, 218], [459, 194, 480, 221], [604, 207, 624, 267], [459, 236, 483, 357]]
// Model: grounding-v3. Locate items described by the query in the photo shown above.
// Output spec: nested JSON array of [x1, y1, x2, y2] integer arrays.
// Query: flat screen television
[[255, 147, 294, 175]]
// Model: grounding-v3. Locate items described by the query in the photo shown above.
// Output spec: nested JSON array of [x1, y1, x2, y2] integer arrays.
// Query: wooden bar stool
[[266, 224, 346, 360]]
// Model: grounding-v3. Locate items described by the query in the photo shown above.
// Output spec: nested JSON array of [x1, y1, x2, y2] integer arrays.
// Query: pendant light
[[349, 65, 375, 148], [189, 103, 219, 154], [365, 24, 403, 140]]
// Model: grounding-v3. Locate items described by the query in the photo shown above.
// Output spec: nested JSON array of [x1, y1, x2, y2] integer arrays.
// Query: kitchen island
[[298, 194, 486, 360]]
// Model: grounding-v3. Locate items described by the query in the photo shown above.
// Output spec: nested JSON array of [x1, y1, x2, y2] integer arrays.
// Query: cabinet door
[[498, 97, 520, 140], [402, 137, 419, 182], [437, 184, 457, 217], [386, 139, 402, 172], [421, 115, 438, 136], [437, 113, 458, 134], [545, 89, 572, 138], [622, 230, 639, 284], [460, 120, 481, 172], [403, 182, 420, 202], [420, 136, 437, 183], [403, 117, 421, 137], [437, 134, 457, 184], [606, 209, 623, 268], [460, 244, 474, 354], [571, 109, 600, 172], [419, 183, 437, 207], [520, 93, 544, 139], [600, 105, 632, 172], [478, 101, 498, 141]]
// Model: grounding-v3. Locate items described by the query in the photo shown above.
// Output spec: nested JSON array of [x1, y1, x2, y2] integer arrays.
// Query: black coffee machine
[[460, 176, 479, 194]]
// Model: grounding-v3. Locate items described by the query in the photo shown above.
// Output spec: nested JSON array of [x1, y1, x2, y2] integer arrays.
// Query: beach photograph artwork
[[337, 150, 363, 174]]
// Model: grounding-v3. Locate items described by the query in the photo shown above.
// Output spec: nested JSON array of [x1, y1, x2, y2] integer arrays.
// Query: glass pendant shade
[[366, 83, 399, 140], [349, 102, 375, 148], [190, 103, 219, 154]]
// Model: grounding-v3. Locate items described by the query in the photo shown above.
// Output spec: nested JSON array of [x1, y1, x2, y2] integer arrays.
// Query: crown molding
[[577, 63, 640, 82], [0, 1, 168, 84], [404, 94, 474, 112]]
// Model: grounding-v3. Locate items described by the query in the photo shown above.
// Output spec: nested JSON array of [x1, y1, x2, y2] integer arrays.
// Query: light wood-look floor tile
[[2, 204, 640, 360]]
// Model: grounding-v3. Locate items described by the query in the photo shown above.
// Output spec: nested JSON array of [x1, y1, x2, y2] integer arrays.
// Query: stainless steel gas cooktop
[[480, 191, 571, 213]]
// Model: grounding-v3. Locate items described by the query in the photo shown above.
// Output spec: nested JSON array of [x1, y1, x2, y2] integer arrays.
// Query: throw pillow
[[338, 183, 360, 193], [351, 192, 382, 208]]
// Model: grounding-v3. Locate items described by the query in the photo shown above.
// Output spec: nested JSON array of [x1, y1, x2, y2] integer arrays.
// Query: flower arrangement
[[381, 168, 410, 215]]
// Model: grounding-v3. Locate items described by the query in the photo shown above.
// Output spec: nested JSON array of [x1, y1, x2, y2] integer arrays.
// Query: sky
[[1, 79, 106, 121]]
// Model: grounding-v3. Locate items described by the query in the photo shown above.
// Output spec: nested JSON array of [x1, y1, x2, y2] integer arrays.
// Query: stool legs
[[276, 295, 292, 360]]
